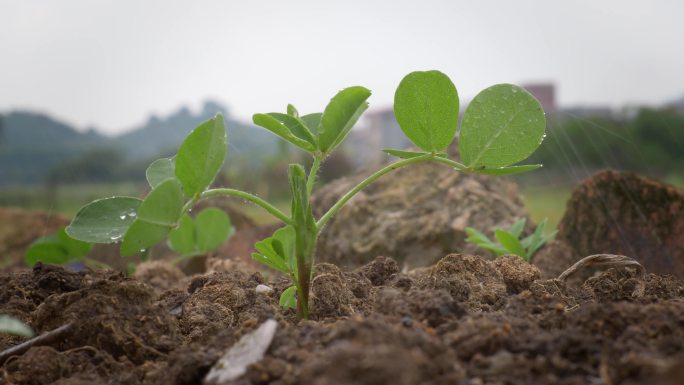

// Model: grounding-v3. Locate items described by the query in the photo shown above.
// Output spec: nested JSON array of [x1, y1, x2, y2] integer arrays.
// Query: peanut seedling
[[466, 218, 557, 261], [66, 70, 546, 319]]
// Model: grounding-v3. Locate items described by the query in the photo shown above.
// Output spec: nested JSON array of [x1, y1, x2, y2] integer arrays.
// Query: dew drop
[[110, 235, 122, 241], [119, 215, 126, 220], [127, 212, 137, 218]]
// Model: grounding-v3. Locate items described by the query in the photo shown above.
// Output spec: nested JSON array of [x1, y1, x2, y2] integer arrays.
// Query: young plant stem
[[306, 156, 322, 195], [289, 164, 317, 319], [316, 154, 437, 229], [430, 156, 468, 171], [191, 188, 292, 225]]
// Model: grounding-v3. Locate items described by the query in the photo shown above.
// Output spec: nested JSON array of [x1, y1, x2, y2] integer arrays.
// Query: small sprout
[[465, 218, 557, 261], [66, 70, 546, 319]]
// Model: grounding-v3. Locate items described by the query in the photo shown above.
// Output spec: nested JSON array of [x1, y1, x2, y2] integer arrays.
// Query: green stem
[[192, 188, 292, 225], [430, 156, 468, 171], [316, 154, 435, 229], [306, 156, 322, 195]]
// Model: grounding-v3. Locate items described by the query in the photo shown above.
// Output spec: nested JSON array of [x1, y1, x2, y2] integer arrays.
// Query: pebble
[[255, 284, 274, 294]]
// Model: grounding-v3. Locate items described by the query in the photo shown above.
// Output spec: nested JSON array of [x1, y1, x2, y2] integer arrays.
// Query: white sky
[[0, 0, 682, 134]]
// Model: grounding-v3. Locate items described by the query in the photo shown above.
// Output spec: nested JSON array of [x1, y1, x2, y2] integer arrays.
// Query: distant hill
[[0, 101, 280, 186], [0, 111, 109, 183]]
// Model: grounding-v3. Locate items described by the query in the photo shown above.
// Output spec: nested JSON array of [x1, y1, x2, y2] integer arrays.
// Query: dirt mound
[[312, 151, 529, 269], [1, 253, 682, 384], [536, 170, 684, 279]]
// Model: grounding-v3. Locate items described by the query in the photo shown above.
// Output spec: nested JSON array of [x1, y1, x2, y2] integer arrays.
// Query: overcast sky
[[1, 0, 682, 134]]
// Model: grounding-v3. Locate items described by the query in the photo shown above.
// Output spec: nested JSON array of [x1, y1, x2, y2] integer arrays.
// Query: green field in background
[[2, 173, 680, 231], [0, 182, 144, 216]]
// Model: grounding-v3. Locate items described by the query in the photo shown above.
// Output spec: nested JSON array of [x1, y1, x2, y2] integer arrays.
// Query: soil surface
[[1, 253, 683, 385]]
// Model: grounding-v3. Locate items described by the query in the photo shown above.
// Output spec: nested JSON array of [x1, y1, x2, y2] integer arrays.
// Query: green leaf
[[25, 240, 67, 266], [195, 208, 233, 253], [120, 221, 170, 257], [168, 214, 195, 255], [279, 286, 297, 309], [318, 86, 371, 154], [267, 113, 317, 148], [509, 218, 526, 238], [252, 226, 296, 274], [522, 219, 556, 258], [253, 113, 316, 152], [465, 227, 508, 256], [471, 164, 542, 175], [459, 84, 546, 168], [382, 149, 447, 159], [175, 114, 227, 197], [394, 70, 459, 152], [120, 178, 184, 256], [0, 315, 33, 337], [300, 113, 322, 136], [67, 197, 142, 243], [465, 227, 493, 245], [146, 158, 175, 189], [251, 252, 290, 274], [287, 104, 299, 118], [25, 227, 91, 266], [495, 229, 527, 257]]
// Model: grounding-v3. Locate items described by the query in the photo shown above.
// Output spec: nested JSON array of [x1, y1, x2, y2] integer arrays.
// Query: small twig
[[558, 254, 646, 297], [0, 322, 74, 366]]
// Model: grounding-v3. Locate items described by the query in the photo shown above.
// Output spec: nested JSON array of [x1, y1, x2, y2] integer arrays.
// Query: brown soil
[[1, 253, 683, 385]]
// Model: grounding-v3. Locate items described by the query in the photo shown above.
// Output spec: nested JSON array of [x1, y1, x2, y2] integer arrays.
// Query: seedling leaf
[[300, 113, 322, 136], [175, 114, 227, 197], [460, 84, 545, 168], [318, 86, 371, 154], [287, 104, 299, 118], [120, 221, 170, 257], [168, 214, 195, 255], [24, 227, 92, 266], [251, 252, 290, 274], [0, 315, 33, 337], [67, 197, 142, 243], [25, 238, 66, 265], [252, 226, 296, 274], [146, 158, 175, 189], [522, 218, 556, 258], [495, 229, 527, 257], [394, 70, 459, 152], [267, 113, 317, 148], [279, 286, 297, 309], [253, 113, 316, 152], [195, 207, 233, 252], [509, 218, 526, 238], [465, 228, 508, 255], [120, 178, 184, 256]]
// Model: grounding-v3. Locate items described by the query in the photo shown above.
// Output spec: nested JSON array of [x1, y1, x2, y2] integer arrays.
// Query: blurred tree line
[[527, 108, 684, 180]]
